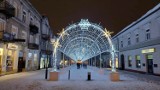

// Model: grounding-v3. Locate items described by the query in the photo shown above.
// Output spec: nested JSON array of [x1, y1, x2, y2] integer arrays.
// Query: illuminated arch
[[52, 19, 117, 72]]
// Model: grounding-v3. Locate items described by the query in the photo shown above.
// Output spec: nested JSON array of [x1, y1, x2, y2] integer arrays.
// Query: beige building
[[0, 0, 53, 75]]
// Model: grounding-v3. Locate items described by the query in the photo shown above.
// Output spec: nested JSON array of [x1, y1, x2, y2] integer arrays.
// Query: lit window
[[146, 29, 150, 40], [136, 55, 141, 68], [128, 56, 132, 67]]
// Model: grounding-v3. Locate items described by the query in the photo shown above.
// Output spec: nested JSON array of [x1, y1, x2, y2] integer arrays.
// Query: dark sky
[[29, 0, 160, 35]]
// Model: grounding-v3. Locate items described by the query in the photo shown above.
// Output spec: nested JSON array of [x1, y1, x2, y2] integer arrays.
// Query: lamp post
[[103, 28, 119, 81], [45, 35, 49, 79]]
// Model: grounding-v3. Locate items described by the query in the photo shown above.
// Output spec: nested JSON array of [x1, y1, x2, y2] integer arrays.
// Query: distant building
[[40, 16, 53, 69], [112, 3, 160, 75]]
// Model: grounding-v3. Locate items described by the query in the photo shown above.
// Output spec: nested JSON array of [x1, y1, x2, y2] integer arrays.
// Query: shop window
[[146, 29, 150, 40], [128, 56, 132, 67], [136, 55, 141, 68], [6, 50, 14, 72], [0, 48, 3, 73]]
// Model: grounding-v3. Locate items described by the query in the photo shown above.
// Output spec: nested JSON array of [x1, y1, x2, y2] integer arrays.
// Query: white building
[[112, 3, 160, 75]]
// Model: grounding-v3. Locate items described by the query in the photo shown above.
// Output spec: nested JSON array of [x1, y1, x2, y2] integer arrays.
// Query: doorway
[[146, 54, 153, 74], [120, 54, 125, 70], [18, 57, 23, 72]]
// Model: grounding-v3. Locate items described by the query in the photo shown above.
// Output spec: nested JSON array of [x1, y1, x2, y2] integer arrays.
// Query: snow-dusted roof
[[112, 3, 160, 39]]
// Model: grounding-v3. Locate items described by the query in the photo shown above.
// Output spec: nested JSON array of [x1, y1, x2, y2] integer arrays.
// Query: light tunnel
[[56, 19, 112, 62]]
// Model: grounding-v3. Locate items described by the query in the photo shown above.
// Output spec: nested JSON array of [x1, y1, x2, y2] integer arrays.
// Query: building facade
[[0, 0, 53, 75], [112, 3, 160, 75], [39, 16, 53, 69]]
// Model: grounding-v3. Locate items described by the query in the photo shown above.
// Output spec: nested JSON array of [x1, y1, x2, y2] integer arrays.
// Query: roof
[[112, 3, 160, 39]]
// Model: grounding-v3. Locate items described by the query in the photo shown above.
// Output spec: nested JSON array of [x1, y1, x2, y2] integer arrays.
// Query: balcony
[[28, 43, 39, 50], [0, 0, 15, 18], [42, 34, 50, 40], [0, 31, 25, 42], [29, 24, 39, 34], [41, 50, 52, 55]]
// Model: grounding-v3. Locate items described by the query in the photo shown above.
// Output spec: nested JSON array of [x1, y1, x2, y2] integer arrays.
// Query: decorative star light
[[103, 28, 114, 37], [58, 28, 69, 40]]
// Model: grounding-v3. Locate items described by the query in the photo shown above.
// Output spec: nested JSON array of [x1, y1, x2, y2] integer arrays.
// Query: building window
[[146, 29, 150, 40], [13, 2, 19, 17], [128, 38, 131, 45], [136, 55, 141, 68], [136, 34, 139, 43], [22, 31, 26, 44], [11, 25, 18, 38], [121, 41, 123, 47], [0, 20, 5, 31], [30, 16, 34, 23], [29, 35, 33, 43], [22, 11, 27, 22], [128, 56, 132, 67]]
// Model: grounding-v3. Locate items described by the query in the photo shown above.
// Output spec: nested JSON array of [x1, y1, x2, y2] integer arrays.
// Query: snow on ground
[[0, 65, 160, 90]]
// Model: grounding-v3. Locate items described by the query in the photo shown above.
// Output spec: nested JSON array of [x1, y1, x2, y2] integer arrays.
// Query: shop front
[[5, 43, 19, 74], [27, 50, 39, 71], [40, 55, 47, 69], [0, 48, 3, 75]]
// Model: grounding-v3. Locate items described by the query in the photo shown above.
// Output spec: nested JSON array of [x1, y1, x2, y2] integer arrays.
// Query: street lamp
[[103, 28, 120, 81], [51, 38, 61, 72]]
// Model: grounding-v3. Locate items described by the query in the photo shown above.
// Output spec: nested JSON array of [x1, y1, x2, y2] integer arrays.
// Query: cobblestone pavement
[[0, 65, 160, 90]]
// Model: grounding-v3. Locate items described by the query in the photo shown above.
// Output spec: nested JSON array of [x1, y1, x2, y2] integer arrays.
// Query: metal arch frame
[[66, 42, 96, 60], [62, 36, 101, 54], [67, 46, 95, 61], [53, 19, 117, 72], [59, 26, 109, 55], [59, 28, 107, 50]]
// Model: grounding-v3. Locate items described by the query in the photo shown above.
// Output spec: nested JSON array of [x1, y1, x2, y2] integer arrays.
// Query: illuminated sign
[[7, 43, 18, 50], [0, 48, 3, 55], [142, 48, 155, 53]]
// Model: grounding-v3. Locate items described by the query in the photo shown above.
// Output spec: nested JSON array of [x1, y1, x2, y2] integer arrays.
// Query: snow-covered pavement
[[0, 65, 160, 90]]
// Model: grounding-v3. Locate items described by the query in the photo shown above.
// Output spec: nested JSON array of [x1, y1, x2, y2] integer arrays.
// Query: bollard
[[87, 72, 91, 81], [68, 70, 70, 80], [45, 67, 48, 79]]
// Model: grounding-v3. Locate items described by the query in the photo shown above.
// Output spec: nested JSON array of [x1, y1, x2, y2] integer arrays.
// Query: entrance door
[[121, 54, 125, 70], [0, 55, 2, 74], [18, 57, 23, 72], [147, 59, 153, 74], [146, 54, 153, 74]]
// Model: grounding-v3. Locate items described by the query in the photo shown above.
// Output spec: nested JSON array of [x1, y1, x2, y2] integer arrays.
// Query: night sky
[[29, 0, 160, 35]]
